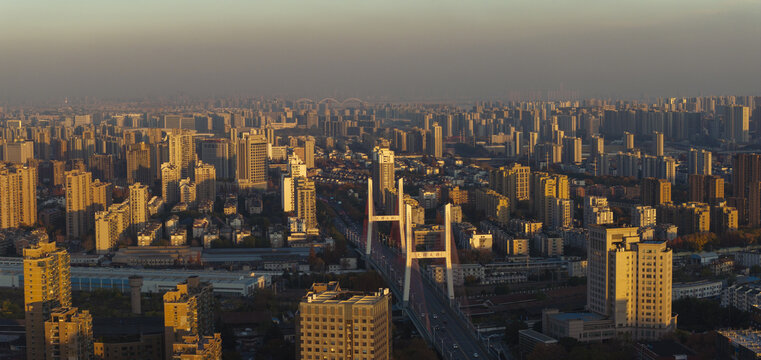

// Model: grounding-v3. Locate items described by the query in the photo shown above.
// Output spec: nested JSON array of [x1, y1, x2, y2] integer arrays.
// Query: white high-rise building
[[583, 196, 614, 227]]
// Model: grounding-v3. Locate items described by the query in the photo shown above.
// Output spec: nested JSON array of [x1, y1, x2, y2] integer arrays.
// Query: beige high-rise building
[[428, 122, 443, 158], [298, 282, 391, 360], [44, 307, 94, 359], [531, 172, 569, 224], [194, 161, 216, 203], [296, 178, 317, 232], [130, 183, 150, 234], [490, 163, 530, 212], [0, 164, 37, 229], [587, 225, 676, 340], [236, 131, 268, 190], [372, 146, 395, 208], [562, 136, 582, 165], [95, 201, 131, 254], [164, 276, 218, 360], [590, 135, 604, 156], [168, 129, 196, 178], [583, 196, 614, 227], [66, 170, 93, 241], [642, 177, 671, 206], [24, 241, 72, 360], [161, 162, 181, 205], [179, 178, 197, 206], [126, 142, 152, 185], [91, 179, 113, 213], [688, 148, 712, 175], [303, 137, 315, 168]]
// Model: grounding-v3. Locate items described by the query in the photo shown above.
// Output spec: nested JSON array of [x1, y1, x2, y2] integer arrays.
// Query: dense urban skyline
[[1, 0, 759, 103]]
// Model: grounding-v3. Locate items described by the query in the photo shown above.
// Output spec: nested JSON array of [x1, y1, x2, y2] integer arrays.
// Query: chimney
[[129, 276, 143, 315]]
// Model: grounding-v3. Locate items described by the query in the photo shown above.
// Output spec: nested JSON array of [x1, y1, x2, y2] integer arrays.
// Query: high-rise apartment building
[[689, 174, 724, 204], [562, 136, 582, 165], [198, 138, 231, 179], [590, 135, 604, 156], [164, 276, 218, 360], [641, 178, 671, 206], [531, 172, 569, 223], [372, 146, 395, 208], [24, 241, 72, 360], [236, 131, 268, 190], [179, 178, 197, 206], [624, 131, 635, 150], [583, 196, 614, 227], [688, 148, 712, 175], [631, 206, 657, 228], [126, 143, 152, 185], [3, 140, 34, 164], [428, 122, 443, 158], [723, 105, 750, 143], [194, 161, 216, 204], [0, 164, 37, 229], [168, 129, 196, 178], [586, 225, 675, 340], [88, 154, 114, 181], [298, 282, 391, 360], [490, 163, 530, 211], [91, 179, 113, 213], [161, 163, 181, 205], [652, 131, 664, 157], [130, 183, 150, 234], [732, 153, 761, 225], [44, 307, 94, 359], [95, 201, 130, 254], [66, 170, 93, 241], [296, 178, 317, 232]]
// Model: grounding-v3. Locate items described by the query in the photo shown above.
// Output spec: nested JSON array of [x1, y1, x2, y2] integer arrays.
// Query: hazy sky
[[1, 0, 759, 103]]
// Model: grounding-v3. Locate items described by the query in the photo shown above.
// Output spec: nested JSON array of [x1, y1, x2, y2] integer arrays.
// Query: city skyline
[[1, 0, 759, 103]]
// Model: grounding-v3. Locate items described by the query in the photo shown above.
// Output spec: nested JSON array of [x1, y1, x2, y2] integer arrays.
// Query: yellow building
[[161, 163, 182, 205], [194, 161, 216, 204], [95, 201, 131, 254], [66, 170, 94, 241], [658, 202, 711, 235], [530, 172, 568, 223], [298, 282, 391, 360], [471, 188, 510, 224], [130, 183, 150, 234], [642, 177, 671, 206], [164, 276, 217, 360], [490, 163, 530, 211], [0, 163, 37, 229], [237, 131, 268, 190], [296, 178, 318, 232], [44, 307, 93, 359], [91, 179, 113, 213], [172, 334, 223, 360], [372, 146, 395, 208], [587, 225, 676, 340], [24, 241, 72, 360]]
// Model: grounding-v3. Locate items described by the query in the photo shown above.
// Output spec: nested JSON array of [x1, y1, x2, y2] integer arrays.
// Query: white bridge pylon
[[403, 203, 455, 304], [365, 177, 454, 305], [365, 178, 406, 256]]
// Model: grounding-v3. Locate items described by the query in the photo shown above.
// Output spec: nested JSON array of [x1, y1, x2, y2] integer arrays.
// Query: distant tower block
[[129, 275, 143, 315]]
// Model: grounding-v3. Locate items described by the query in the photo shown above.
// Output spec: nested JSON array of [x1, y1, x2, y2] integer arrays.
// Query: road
[[324, 198, 498, 360]]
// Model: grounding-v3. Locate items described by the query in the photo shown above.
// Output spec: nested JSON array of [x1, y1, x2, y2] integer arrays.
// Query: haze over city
[[1, 0, 760, 103]]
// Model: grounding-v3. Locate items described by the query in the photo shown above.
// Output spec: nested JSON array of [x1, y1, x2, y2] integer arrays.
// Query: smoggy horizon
[[1, 0, 760, 104]]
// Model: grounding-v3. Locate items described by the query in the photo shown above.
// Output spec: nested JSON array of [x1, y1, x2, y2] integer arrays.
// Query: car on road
[[473, 353, 479, 358], [452, 344, 459, 350]]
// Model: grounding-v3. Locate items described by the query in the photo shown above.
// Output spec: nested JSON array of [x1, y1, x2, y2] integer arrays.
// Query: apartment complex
[[298, 282, 391, 360]]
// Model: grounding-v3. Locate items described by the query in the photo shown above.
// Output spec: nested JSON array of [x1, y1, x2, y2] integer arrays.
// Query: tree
[[504, 319, 528, 344], [528, 343, 567, 360]]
